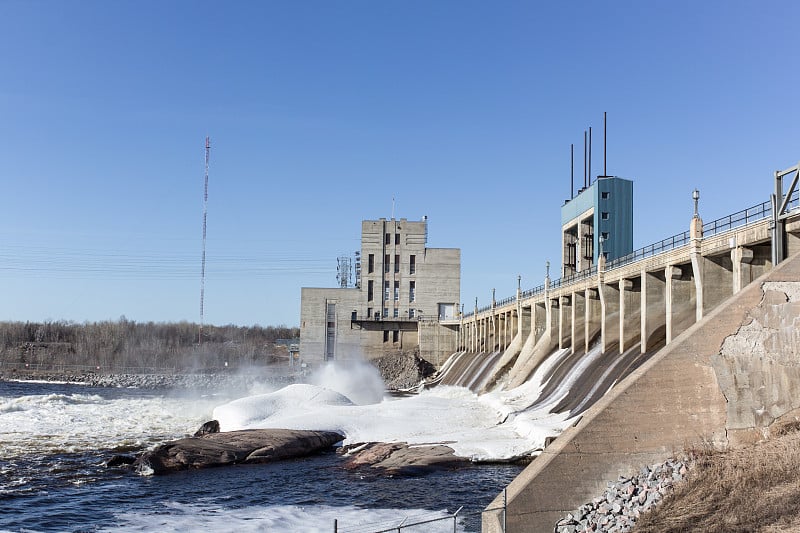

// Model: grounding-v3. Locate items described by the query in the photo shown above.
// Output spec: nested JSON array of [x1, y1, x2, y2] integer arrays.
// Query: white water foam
[[213, 355, 579, 461], [99, 502, 467, 533], [0, 390, 222, 457]]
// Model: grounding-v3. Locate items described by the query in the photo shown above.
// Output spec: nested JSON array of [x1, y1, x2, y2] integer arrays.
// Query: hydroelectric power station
[[300, 160, 800, 532]]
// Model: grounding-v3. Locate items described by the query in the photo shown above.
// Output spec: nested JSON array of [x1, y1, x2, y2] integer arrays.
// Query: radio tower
[[199, 136, 210, 344]]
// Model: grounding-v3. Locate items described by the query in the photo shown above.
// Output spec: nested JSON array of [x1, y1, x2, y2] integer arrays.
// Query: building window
[[409, 308, 415, 318], [601, 232, 610, 240], [383, 330, 389, 342], [395, 233, 400, 245], [385, 233, 391, 245], [601, 191, 610, 200], [383, 307, 388, 318], [367, 280, 374, 301], [384, 281, 390, 301], [394, 281, 399, 301], [384, 254, 390, 273], [367, 307, 372, 319], [601, 212, 609, 220], [368, 254, 374, 273], [393, 307, 399, 318], [392, 330, 399, 343], [394, 254, 399, 273], [409, 281, 416, 302], [409, 255, 416, 274]]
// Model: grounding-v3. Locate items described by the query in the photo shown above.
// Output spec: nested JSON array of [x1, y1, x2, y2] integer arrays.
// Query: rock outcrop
[[340, 441, 469, 475], [134, 428, 344, 475], [371, 352, 435, 390]]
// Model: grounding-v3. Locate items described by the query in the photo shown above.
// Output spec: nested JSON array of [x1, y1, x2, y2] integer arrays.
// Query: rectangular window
[[393, 307, 399, 318], [367, 280, 374, 301], [409, 281, 416, 302], [409, 308, 415, 318], [383, 330, 389, 342], [392, 330, 398, 343], [394, 254, 399, 273], [385, 233, 391, 245], [383, 307, 388, 318], [367, 307, 372, 319], [601, 212, 610, 220], [409, 255, 416, 274], [601, 232, 609, 240], [384, 254, 390, 273], [601, 191, 610, 199], [368, 254, 374, 273], [395, 233, 400, 245], [384, 281, 390, 301], [394, 281, 399, 301]]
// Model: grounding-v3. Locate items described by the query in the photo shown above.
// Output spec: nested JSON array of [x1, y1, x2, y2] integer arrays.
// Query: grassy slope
[[634, 425, 800, 533]]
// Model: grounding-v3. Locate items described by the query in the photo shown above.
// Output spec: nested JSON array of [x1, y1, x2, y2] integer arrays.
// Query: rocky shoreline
[[0, 369, 298, 391], [554, 456, 692, 532]]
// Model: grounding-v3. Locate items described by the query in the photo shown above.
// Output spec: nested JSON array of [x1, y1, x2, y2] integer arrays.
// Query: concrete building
[[300, 217, 460, 367], [562, 176, 633, 276]]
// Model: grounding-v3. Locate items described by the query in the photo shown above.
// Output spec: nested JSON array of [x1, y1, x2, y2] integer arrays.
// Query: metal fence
[[333, 491, 506, 533]]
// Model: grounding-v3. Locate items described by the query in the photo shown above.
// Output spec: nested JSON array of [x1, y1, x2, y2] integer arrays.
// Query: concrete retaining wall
[[484, 251, 800, 533]]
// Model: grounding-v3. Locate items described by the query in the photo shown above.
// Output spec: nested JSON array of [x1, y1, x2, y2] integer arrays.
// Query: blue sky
[[1, 1, 798, 327]]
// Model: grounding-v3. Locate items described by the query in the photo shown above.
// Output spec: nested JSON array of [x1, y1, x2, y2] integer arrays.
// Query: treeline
[[0, 319, 299, 372]]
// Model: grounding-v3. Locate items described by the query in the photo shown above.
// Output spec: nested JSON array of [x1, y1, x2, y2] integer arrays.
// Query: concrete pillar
[[732, 247, 754, 294], [690, 215, 704, 323], [585, 288, 601, 353]]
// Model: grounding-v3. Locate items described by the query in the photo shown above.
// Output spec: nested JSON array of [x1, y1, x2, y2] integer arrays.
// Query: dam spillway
[[416, 163, 800, 532]]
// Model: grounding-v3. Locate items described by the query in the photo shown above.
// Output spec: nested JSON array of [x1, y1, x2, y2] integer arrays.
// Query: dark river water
[[0, 380, 521, 533]]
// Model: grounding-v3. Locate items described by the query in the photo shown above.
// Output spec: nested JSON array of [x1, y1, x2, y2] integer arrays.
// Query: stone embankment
[[554, 457, 691, 533]]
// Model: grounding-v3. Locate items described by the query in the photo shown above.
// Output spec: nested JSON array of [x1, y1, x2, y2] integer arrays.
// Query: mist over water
[[310, 360, 386, 405]]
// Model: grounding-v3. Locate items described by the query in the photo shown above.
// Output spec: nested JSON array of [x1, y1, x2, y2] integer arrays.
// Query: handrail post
[[333, 519, 337, 533]]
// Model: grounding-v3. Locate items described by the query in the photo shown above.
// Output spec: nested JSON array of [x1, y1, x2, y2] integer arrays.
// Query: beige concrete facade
[[299, 217, 460, 367]]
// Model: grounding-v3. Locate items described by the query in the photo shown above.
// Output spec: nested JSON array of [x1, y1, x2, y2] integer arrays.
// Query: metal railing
[[334, 490, 507, 533], [461, 189, 800, 320]]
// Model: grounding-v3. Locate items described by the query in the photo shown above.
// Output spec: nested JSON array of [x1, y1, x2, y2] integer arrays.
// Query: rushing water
[[0, 380, 522, 533]]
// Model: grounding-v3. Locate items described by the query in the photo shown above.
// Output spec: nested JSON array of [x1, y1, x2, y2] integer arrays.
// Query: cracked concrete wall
[[712, 281, 800, 444]]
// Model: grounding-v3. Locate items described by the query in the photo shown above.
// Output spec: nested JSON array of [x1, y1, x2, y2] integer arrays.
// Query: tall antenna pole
[[199, 136, 210, 344]]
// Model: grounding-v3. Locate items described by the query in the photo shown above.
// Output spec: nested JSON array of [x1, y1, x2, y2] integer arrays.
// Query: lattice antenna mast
[[199, 136, 210, 344]]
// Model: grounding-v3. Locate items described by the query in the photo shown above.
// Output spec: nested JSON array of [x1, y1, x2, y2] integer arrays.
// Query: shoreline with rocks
[[0, 369, 299, 391], [554, 456, 692, 533]]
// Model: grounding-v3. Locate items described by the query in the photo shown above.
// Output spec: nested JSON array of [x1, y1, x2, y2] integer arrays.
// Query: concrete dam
[[424, 163, 800, 532]]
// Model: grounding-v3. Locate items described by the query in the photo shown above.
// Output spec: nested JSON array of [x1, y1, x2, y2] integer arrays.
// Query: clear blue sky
[[1, 1, 798, 327]]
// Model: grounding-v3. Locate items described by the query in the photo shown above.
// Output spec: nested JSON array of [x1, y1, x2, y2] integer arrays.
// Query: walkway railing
[[333, 492, 507, 533], [461, 189, 799, 320]]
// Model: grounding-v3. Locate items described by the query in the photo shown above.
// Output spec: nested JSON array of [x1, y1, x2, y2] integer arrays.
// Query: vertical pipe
[[589, 126, 593, 185], [570, 143, 574, 199], [583, 130, 587, 189], [603, 111, 607, 177]]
